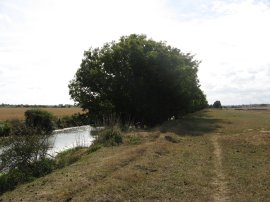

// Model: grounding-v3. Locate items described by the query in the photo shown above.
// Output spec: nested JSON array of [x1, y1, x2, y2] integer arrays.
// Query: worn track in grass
[[211, 135, 230, 202]]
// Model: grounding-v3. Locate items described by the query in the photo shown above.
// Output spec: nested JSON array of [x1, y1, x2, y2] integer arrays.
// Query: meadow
[[0, 107, 83, 121], [1, 109, 269, 201]]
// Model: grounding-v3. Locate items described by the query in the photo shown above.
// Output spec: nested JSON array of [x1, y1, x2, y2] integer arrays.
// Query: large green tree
[[69, 34, 207, 125]]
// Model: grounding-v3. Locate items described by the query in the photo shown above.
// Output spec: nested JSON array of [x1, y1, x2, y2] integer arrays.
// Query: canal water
[[0, 125, 94, 172], [48, 125, 94, 156], [0, 125, 95, 158]]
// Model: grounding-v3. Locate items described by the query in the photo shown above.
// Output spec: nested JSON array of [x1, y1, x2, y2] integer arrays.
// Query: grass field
[[0, 107, 83, 121], [1, 109, 269, 201]]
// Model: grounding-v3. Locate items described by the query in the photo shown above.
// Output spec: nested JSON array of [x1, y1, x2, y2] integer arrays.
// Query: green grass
[[54, 147, 88, 169], [1, 109, 269, 201]]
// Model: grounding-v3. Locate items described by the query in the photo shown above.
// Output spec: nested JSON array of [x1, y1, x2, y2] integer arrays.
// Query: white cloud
[[0, 0, 270, 105], [167, 0, 270, 105]]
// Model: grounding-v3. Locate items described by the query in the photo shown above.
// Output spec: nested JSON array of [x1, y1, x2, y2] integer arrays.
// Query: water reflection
[[48, 125, 94, 156], [0, 126, 94, 160]]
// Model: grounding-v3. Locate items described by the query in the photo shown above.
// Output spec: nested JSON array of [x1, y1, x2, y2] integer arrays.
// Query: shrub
[[9, 119, 33, 136], [58, 115, 74, 128], [29, 158, 55, 178], [0, 122, 11, 137], [56, 113, 91, 129], [93, 126, 123, 147], [0, 110, 55, 195], [0, 158, 54, 194], [0, 168, 32, 194], [213, 100, 222, 109], [0, 134, 52, 172], [25, 109, 55, 134]]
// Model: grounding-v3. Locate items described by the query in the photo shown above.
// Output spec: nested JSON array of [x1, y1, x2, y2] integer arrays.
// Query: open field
[[1, 109, 270, 201], [0, 107, 83, 121]]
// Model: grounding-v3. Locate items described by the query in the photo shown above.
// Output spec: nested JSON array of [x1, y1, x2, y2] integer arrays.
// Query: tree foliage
[[0, 132, 51, 172], [25, 109, 55, 134], [0, 122, 11, 137], [69, 34, 207, 125], [213, 100, 222, 109], [0, 109, 54, 193]]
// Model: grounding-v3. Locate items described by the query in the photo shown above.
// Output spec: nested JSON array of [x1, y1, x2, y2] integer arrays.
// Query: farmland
[[0, 107, 83, 121], [1, 109, 270, 201]]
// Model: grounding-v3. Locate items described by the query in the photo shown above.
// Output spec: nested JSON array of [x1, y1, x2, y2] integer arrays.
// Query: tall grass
[[92, 126, 123, 147]]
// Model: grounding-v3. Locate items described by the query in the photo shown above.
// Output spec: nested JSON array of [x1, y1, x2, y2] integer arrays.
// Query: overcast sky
[[1, 0, 270, 105]]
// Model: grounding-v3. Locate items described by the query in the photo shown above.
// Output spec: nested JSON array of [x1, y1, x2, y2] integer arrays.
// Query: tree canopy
[[69, 34, 207, 125], [213, 100, 222, 109]]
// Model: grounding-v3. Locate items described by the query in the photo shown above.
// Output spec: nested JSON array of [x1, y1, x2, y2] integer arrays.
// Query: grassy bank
[[1, 109, 269, 201]]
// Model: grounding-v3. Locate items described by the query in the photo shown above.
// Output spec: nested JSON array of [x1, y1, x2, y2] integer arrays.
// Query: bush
[[93, 126, 123, 147], [0, 158, 54, 194], [0, 134, 52, 171], [0, 168, 32, 194], [213, 100, 222, 109], [0, 110, 55, 195], [0, 122, 11, 137], [9, 119, 33, 136], [29, 158, 55, 178], [57, 115, 74, 128], [25, 109, 55, 134], [56, 113, 90, 129]]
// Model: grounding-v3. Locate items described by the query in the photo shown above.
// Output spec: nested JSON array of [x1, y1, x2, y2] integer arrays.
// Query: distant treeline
[[0, 109, 89, 137], [223, 104, 269, 108], [0, 104, 76, 108]]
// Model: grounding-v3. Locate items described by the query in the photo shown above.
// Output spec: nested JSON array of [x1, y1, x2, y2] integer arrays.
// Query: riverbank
[[1, 109, 270, 201], [0, 124, 94, 194]]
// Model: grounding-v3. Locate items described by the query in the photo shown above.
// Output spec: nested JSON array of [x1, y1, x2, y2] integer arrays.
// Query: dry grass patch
[[219, 133, 270, 201], [3, 109, 270, 201], [208, 109, 270, 135], [209, 109, 270, 202], [1, 130, 215, 201], [0, 107, 83, 121]]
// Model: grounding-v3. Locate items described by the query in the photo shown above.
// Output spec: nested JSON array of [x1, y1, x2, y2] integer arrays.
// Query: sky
[[0, 0, 270, 105]]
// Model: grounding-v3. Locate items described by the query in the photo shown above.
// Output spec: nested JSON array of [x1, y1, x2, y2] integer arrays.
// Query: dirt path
[[211, 135, 230, 202]]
